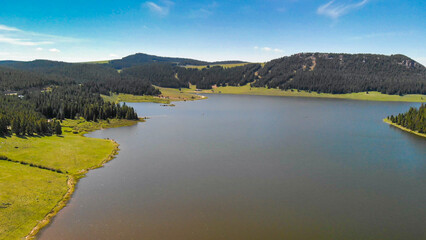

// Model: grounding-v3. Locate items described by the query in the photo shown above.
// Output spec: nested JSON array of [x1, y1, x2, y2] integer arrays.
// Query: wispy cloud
[[254, 46, 284, 53], [145, 0, 174, 16], [0, 23, 84, 47], [0, 35, 53, 46], [49, 48, 61, 53], [188, 2, 218, 19], [36, 47, 43, 51], [109, 53, 118, 57], [317, 0, 369, 19], [0, 24, 20, 32]]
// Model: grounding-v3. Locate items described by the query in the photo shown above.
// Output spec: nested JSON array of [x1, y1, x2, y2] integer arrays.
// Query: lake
[[40, 94, 426, 239]]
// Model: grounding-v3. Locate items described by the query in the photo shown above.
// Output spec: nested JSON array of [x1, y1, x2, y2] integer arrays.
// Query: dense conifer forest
[[120, 53, 425, 94], [387, 104, 426, 133], [254, 53, 426, 95], [0, 85, 139, 136]]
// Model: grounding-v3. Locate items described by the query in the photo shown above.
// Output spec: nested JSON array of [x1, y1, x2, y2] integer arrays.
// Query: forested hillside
[[0, 60, 159, 96], [106, 53, 246, 69], [0, 85, 139, 136], [1, 52, 425, 96], [0, 66, 68, 91], [387, 104, 426, 133], [254, 53, 426, 95], [119, 53, 426, 95]]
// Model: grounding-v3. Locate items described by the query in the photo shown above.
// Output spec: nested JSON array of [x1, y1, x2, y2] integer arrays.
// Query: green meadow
[[0, 161, 68, 240], [102, 86, 205, 104], [0, 118, 139, 239], [185, 63, 250, 69], [186, 84, 426, 102]]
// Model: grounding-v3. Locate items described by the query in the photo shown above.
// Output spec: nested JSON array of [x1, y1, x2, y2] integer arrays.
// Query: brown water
[[40, 95, 426, 240]]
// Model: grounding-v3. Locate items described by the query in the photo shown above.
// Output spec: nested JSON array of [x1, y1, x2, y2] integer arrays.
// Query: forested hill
[[1, 52, 425, 95], [254, 53, 426, 95], [0, 66, 69, 91], [0, 61, 159, 96], [121, 53, 425, 95], [106, 53, 247, 69]]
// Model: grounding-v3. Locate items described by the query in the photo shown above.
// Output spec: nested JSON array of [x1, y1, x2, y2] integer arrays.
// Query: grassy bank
[[102, 93, 171, 104], [185, 84, 426, 102], [61, 118, 142, 135], [0, 161, 68, 240], [383, 118, 426, 138], [102, 86, 205, 104], [0, 118, 137, 239], [185, 63, 250, 69]]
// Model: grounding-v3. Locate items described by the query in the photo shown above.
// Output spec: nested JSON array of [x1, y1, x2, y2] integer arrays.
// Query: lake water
[[40, 95, 426, 240]]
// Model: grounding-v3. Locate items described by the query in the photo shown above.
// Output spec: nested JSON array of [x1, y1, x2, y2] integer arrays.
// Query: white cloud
[[0, 24, 20, 32], [317, 0, 369, 19], [188, 2, 218, 19], [49, 48, 60, 53], [109, 53, 118, 57], [0, 23, 84, 49], [254, 46, 284, 54], [0, 35, 53, 46], [36, 47, 43, 51], [145, 1, 174, 16]]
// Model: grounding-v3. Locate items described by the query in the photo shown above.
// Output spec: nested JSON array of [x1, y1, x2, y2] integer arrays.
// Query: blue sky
[[0, 0, 425, 65]]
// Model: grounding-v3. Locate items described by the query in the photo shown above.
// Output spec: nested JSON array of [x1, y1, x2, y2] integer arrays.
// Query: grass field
[[185, 63, 250, 69], [0, 161, 68, 240], [61, 118, 141, 135], [102, 87, 205, 104], [0, 134, 116, 175], [81, 60, 110, 64], [0, 118, 139, 239], [102, 93, 171, 104], [186, 84, 426, 102]]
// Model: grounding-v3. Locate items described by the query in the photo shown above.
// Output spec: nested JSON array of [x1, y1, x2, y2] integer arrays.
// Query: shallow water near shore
[[39, 94, 426, 239]]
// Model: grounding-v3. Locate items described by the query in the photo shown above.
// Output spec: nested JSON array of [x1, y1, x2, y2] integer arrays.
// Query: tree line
[[0, 95, 62, 136], [0, 85, 139, 136], [387, 104, 426, 133]]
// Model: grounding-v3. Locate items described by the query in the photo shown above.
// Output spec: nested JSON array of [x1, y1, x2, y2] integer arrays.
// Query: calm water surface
[[40, 95, 425, 240]]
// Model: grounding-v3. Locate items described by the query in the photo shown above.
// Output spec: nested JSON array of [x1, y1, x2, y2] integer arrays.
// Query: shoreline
[[383, 118, 426, 138], [178, 85, 426, 103], [25, 139, 120, 240], [192, 90, 426, 103], [23, 118, 134, 239]]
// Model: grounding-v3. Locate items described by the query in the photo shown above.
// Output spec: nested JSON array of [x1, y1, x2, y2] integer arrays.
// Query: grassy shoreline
[[0, 118, 139, 239], [383, 118, 426, 138], [184, 84, 425, 103], [104, 85, 425, 104], [25, 139, 120, 240]]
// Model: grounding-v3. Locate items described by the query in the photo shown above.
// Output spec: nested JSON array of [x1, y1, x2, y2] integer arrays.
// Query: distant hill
[[1, 52, 425, 95], [121, 53, 426, 95], [0, 53, 248, 70], [107, 53, 247, 69]]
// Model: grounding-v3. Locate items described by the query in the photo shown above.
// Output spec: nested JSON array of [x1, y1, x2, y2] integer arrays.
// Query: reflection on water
[[40, 95, 426, 240]]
